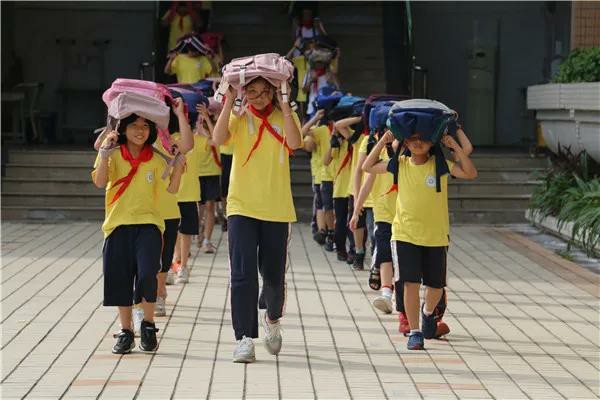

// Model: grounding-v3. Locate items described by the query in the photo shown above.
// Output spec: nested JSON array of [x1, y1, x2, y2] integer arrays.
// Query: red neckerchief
[[110, 144, 154, 205], [313, 67, 326, 93], [336, 142, 352, 178], [243, 104, 293, 167], [301, 18, 314, 29]]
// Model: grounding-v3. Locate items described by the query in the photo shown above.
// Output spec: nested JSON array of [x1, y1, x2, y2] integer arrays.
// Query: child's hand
[[100, 130, 118, 149], [441, 134, 461, 152], [349, 213, 359, 232], [381, 130, 394, 144], [196, 104, 210, 119], [173, 153, 187, 169], [276, 82, 292, 110], [172, 97, 185, 116], [314, 109, 325, 120], [225, 86, 238, 104]]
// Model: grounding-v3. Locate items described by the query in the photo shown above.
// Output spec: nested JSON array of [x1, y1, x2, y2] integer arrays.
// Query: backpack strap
[[214, 80, 229, 103]]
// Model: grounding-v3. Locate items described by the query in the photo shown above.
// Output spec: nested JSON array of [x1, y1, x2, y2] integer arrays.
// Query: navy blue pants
[[103, 224, 162, 306], [228, 215, 290, 340], [334, 197, 350, 252]]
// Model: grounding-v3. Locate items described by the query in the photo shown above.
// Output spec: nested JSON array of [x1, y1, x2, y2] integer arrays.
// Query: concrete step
[[448, 195, 531, 210], [5, 164, 93, 179], [2, 192, 104, 208], [468, 154, 549, 169], [1, 206, 105, 220], [6, 150, 96, 165], [449, 209, 528, 224], [1, 177, 103, 194], [448, 181, 539, 196]]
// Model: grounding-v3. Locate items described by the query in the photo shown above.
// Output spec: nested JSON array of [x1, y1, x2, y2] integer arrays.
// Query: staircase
[[1, 148, 547, 223]]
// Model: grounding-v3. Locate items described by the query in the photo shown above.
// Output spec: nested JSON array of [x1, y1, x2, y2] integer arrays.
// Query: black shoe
[[352, 252, 365, 271], [337, 249, 348, 262], [346, 249, 355, 265], [324, 236, 335, 252], [313, 230, 326, 245], [139, 320, 159, 352], [112, 329, 135, 354]]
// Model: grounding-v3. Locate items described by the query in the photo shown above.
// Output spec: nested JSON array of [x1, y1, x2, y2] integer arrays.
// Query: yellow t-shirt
[[226, 109, 301, 222], [292, 56, 309, 103], [347, 133, 366, 197], [154, 141, 181, 220], [330, 139, 351, 198], [174, 133, 202, 202], [220, 143, 234, 155], [168, 14, 194, 51], [171, 54, 213, 84], [307, 136, 321, 184], [92, 149, 165, 238], [372, 149, 396, 224], [197, 134, 222, 176], [358, 136, 376, 208], [313, 125, 335, 182], [391, 155, 454, 247]]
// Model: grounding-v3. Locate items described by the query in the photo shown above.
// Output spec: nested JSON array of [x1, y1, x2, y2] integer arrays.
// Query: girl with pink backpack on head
[[212, 53, 303, 363]]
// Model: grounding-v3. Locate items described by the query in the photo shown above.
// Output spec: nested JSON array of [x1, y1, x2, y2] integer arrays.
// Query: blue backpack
[[327, 95, 365, 121], [313, 85, 344, 112]]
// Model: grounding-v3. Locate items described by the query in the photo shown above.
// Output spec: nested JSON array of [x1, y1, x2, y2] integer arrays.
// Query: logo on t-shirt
[[272, 125, 282, 135], [146, 171, 154, 183], [425, 175, 436, 188]]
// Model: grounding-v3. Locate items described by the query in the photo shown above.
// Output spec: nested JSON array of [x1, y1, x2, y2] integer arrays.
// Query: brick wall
[[571, 1, 600, 49]]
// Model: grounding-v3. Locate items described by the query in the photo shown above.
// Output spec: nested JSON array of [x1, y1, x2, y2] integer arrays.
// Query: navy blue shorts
[[319, 181, 334, 211], [178, 202, 199, 235], [102, 224, 162, 306], [372, 222, 392, 268], [220, 154, 233, 198], [161, 218, 180, 272], [313, 182, 323, 210], [199, 175, 221, 204]]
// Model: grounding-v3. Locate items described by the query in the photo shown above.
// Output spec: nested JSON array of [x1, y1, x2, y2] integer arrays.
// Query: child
[[164, 43, 213, 84], [161, 2, 200, 52], [301, 109, 325, 237], [212, 77, 303, 363], [367, 128, 476, 350], [195, 104, 221, 253], [323, 129, 353, 261], [92, 113, 185, 354]]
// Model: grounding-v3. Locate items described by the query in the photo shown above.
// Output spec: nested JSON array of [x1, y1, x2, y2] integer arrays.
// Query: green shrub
[[552, 47, 600, 83]]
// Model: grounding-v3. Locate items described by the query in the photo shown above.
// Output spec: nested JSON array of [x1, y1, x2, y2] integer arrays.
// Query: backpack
[[327, 95, 364, 121], [170, 33, 213, 57], [107, 91, 170, 130], [362, 94, 410, 131], [214, 53, 295, 113], [199, 32, 224, 54], [313, 85, 344, 112], [167, 85, 209, 126]]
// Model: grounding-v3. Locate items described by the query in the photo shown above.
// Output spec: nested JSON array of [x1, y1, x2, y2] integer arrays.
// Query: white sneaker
[[133, 307, 144, 335], [166, 269, 176, 285], [154, 296, 166, 317], [201, 240, 216, 254], [373, 295, 393, 314], [260, 311, 283, 355], [233, 336, 255, 363], [176, 266, 189, 284]]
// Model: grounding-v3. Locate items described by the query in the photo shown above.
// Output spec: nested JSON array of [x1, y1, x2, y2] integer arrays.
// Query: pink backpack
[[214, 53, 295, 112], [102, 79, 174, 151]]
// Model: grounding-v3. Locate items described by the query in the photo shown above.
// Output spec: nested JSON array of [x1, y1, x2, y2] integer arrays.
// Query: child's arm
[[300, 109, 324, 136], [322, 133, 341, 167], [172, 98, 193, 154], [335, 116, 361, 139], [442, 135, 477, 180], [277, 83, 303, 150], [161, 8, 175, 26], [456, 127, 473, 157], [93, 127, 108, 151], [166, 153, 186, 193], [362, 130, 396, 174], [349, 172, 376, 231], [92, 131, 118, 188], [352, 151, 367, 199], [212, 87, 236, 146], [303, 135, 316, 152], [164, 54, 175, 75]]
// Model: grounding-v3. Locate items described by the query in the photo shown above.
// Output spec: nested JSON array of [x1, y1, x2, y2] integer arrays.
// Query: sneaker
[[346, 249, 355, 265], [166, 269, 176, 285], [176, 266, 189, 284], [313, 230, 326, 245], [352, 252, 365, 271], [139, 320, 159, 352], [435, 320, 450, 338], [233, 336, 256, 363], [324, 236, 335, 252], [202, 240, 216, 254], [421, 304, 437, 339], [337, 249, 348, 262], [133, 307, 144, 335], [407, 331, 424, 350], [112, 329, 135, 354], [154, 297, 166, 317], [260, 311, 283, 355], [398, 312, 410, 335], [372, 295, 393, 314]]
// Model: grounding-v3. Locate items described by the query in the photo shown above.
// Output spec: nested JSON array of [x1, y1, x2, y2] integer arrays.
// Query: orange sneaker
[[435, 320, 450, 338], [399, 312, 410, 335]]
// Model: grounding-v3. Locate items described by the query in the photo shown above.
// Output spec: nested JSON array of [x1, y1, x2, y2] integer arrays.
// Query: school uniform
[[356, 136, 375, 249], [93, 146, 165, 306], [174, 133, 202, 234], [170, 53, 213, 84], [312, 124, 335, 211], [220, 143, 234, 200], [328, 136, 353, 252], [197, 134, 222, 204], [391, 155, 454, 290], [226, 105, 301, 340]]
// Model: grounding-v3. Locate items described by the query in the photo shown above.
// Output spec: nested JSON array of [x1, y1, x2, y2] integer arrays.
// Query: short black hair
[[117, 114, 157, 145]]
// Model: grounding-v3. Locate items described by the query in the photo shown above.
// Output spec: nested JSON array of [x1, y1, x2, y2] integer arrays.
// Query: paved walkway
[[1, 222, 599, 400]]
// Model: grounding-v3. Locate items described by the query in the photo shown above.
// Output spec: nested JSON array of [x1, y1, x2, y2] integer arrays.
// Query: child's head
[[244, 77, 276, 110], [117, 114, 157, 147], [404, 133, 432, 156]]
